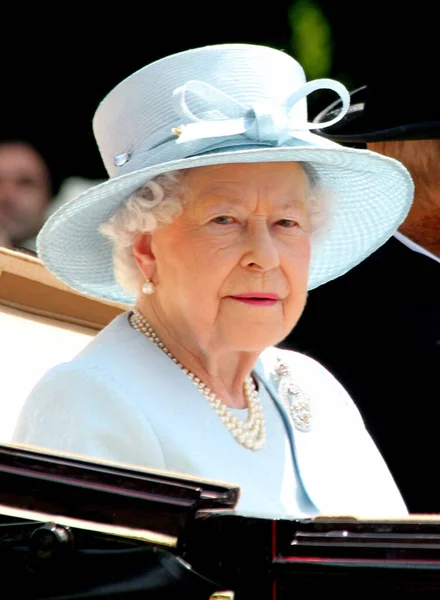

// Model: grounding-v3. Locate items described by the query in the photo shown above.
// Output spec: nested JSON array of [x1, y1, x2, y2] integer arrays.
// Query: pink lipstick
[[229, 293, 280, 306]]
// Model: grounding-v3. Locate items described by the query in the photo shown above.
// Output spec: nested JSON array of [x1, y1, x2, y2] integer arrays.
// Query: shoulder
[[15, 360, 126, 429], [74, 311, 136, 364], [30, 311, 147, 390], [14, 310, 188, 441], [12, 357, 167, 467], [15, 311, 147, 426]]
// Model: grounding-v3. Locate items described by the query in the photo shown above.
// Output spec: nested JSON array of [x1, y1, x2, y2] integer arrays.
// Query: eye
[[276, 219, 299, 228], [18, 177, 38, 187], [211, 215, 235, 225]]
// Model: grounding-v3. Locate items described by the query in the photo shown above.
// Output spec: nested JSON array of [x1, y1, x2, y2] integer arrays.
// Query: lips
[[229, 293, 280, 306], [232, 293, 280, 300]]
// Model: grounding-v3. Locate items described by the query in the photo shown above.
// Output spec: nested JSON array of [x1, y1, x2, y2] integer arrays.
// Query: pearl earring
[[142, 279, 155, 295]]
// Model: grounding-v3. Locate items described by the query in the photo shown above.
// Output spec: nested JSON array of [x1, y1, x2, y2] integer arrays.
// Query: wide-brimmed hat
[[37, 43, 413, 305]]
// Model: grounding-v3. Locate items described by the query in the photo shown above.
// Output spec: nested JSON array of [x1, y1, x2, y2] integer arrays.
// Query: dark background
[[1, 1, 433, 194]]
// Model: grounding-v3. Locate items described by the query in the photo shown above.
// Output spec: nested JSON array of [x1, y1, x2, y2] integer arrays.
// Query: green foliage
[[289, 0, 332, 79]]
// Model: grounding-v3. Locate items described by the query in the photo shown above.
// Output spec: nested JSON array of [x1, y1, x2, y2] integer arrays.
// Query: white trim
[[394, 231, 440, 264]]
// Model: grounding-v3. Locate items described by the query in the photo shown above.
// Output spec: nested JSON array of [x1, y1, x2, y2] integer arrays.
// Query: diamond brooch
[[274, 357, 312, 432]]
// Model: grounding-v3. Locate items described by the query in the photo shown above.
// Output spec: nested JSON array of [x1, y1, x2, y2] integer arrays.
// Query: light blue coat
[[13, 312, 407, 519]]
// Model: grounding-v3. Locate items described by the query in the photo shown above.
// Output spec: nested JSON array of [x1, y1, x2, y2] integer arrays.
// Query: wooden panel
[[0, 271, 124, 330], [0, 247, 128, 330]]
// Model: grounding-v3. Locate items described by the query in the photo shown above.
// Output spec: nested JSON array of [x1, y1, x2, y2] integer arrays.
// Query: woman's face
[[143, 162, 311, 353]]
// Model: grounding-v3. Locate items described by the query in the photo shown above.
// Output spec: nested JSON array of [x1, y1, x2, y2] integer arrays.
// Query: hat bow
[[113, 78, 350, 169]]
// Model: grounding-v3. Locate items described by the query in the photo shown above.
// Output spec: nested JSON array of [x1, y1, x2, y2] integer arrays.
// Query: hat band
[[113, 78, 350, 175]]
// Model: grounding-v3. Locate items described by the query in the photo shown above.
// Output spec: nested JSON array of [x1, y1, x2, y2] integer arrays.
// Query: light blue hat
[[37, 43, 414, 305]]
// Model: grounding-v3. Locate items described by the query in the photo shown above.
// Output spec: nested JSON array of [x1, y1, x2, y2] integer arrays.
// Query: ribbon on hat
[[113, 78, 350, 169], [171, 79, 350, 145]]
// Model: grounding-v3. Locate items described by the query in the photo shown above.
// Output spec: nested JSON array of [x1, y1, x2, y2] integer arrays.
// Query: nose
[[240, 220, 280, 272]]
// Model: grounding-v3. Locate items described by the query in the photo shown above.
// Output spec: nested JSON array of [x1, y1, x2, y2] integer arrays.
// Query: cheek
[[289, 237, 311, 267], [21, 192, 47, 213], [303, 241, 312, 268], [157, 240, 229, 295], [184, 254, 239, 313], [180, 235, 237, 277], [188, 253, 232, 293], [284, 240, 311, 288]]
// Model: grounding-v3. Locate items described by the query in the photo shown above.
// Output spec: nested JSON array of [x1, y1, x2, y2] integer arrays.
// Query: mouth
[[229, 293, 280, 306]]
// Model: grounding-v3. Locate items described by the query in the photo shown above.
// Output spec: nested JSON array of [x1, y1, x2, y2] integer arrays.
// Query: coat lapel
[[254, 348, 407, 517]]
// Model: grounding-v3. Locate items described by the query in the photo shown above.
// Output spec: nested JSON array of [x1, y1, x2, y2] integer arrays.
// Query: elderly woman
[[13, 43, 413, 519]]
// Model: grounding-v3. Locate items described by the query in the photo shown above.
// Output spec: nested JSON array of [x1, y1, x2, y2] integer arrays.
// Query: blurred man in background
[[0, 139, 52, 252]]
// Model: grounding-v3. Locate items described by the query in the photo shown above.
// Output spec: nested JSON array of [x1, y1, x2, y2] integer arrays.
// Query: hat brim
[[37, 143, 413, 305], [314, 87, 440, 143]]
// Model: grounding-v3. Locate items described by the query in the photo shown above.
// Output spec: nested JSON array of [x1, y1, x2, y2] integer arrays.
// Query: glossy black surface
[[0, 443, 239, 538], [1, 445, 440, 598], [184, 513, 440, 598]]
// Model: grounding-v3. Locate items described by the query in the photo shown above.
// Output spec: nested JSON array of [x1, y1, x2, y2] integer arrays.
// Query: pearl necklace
[[129, 310, 266, 451]]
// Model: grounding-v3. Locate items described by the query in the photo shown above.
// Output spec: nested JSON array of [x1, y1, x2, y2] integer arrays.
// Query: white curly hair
[[100, 163, 331, 296]]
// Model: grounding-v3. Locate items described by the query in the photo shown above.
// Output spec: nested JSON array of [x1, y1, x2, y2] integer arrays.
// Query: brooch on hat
[[113, 152, 131, 167], [273, 357, 312, 432]]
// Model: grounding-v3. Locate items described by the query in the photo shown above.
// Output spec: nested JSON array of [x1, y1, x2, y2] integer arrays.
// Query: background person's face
[[0, 143, 50, 245], [147, 162, 312, 353]]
